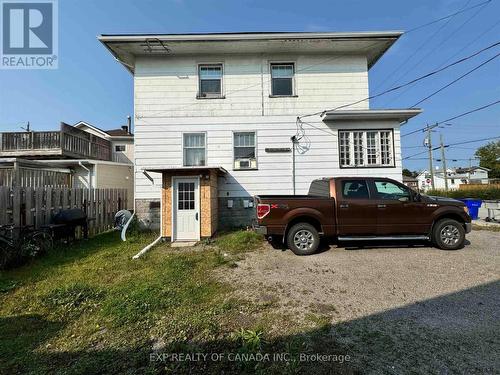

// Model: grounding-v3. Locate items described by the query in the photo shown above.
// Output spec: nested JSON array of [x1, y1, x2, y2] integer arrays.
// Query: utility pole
[[425, 124, 437, 190], [440, 133, 448, 191]]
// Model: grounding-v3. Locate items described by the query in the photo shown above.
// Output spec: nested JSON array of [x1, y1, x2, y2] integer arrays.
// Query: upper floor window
[[183, 133, 206, 166], [270, 63, 294, 96], [338, 130, 394, 168], [115, 145, 126, 152], [234, 132, 257, 170], [198, 64, 223, 98]]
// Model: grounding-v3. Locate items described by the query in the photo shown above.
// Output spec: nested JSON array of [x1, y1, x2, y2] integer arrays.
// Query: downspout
[[132, 170, 162, 259]]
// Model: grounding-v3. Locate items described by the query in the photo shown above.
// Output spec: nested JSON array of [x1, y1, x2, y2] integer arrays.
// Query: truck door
[[371, 179, 432, 235], [336, 179, 378, 235]]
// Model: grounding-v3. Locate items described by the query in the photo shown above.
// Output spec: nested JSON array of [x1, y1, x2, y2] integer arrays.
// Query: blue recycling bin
[[458, 198, 482, 220]]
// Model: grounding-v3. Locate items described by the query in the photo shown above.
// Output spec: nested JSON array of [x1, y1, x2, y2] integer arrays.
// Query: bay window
[[338, 130, 394, 168]]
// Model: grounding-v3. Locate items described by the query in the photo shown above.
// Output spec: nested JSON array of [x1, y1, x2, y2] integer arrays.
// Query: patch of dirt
[[216, 231, 500, 373]]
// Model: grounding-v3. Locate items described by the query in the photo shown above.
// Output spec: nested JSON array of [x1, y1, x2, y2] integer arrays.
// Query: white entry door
[[173, 177, 200, 241]]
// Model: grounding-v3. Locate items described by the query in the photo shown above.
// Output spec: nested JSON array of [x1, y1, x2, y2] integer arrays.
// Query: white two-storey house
[[100, 31, 421, 241]]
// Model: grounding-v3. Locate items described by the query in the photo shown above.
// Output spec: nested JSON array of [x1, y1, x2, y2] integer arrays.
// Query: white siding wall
[[135, 116, 402, 199], [134, 54, 369, 118], [134, 53, 402, 200]]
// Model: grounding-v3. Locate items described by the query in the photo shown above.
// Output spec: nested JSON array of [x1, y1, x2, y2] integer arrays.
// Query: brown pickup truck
[[253, 177, 472, 255]]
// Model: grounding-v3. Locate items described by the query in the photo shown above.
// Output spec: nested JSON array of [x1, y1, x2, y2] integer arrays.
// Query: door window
[[341, 180, 369, 199], [374, 181, 410, 201], [178, 182, 195, 210]]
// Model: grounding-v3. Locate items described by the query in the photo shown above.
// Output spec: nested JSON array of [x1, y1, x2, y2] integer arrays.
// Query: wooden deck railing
[[0, 123, 112, 161]]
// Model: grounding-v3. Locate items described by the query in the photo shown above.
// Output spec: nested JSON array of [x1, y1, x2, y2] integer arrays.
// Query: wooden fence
[[0, 187, 128, 236]]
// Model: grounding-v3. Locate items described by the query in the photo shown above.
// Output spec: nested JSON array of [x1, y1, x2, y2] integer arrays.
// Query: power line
[[404, 0, 492, 34], [438, 18, 500, 68], [403, 134, 500, 159], [298, 41, 500, 119], [401, 99, 500, 137], [448, 135, 500, 147], [379, 0, 489, 97], [410, 51, 500, 108], [374, 0, 477, 93]]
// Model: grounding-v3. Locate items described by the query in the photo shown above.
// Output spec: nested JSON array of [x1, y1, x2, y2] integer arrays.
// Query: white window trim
[[269, 61, 297, 97], [338, 129, 395, 168], [197, 62, 225, 99], [182, 132, 207, 167], [232, 131, 258, 170], [114, 144, 126, 152]]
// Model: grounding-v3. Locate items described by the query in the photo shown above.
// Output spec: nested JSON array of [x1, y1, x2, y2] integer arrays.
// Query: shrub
[[425, 187, 500, 200]]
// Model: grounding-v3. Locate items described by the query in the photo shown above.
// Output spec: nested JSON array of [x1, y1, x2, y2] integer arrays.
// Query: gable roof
[[74, 121, 110, 137], [98, 30, 403, 73], [74, 121, 133, 138]]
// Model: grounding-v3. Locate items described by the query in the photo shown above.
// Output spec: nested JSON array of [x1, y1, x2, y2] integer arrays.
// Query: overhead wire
[[409, 51, 500, 108], [401, 99, 500, 137], [377, 0, 489, 100], [373, 0, 477, 93]]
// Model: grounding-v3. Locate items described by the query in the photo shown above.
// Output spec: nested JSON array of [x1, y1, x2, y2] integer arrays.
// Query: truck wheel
[[287, 223, 320, 255], [432, 219, 465, 250]]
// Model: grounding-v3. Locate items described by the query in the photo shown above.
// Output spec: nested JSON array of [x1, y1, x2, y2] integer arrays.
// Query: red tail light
[[257, 203, 270, 219]]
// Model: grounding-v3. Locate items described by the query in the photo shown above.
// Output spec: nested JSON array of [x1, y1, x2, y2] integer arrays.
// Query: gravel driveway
[[221, 230, 500, 374]]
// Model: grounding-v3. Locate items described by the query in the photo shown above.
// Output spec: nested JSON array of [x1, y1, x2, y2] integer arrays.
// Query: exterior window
[[374, 180, 410, 201], [234, 132, 256, 169], [338, 130, 394, 168], [341, 180, 369, 199], [271, 63, 294, 96], [366, 132, 377, 165], [339, 132, 350, 166], [115, 145, 126, 152], [380, 131, 392, 165], [198, 64, 223, 98], [183, 133, 206, 166], [353, 131, 364, 166]]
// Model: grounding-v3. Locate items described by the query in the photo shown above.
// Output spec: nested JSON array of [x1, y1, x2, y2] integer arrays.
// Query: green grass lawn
[[1, 230, 344, 375]]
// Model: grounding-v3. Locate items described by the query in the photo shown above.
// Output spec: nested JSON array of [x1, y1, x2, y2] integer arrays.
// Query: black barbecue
[[49, 209, 90, 240]]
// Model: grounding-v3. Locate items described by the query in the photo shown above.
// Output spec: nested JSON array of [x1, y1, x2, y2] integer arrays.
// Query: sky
[[0, 0, 499, 172]]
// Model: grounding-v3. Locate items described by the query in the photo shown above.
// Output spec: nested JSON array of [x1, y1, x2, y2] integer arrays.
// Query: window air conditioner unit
[[238, 159, 251, 169], [235, 158, 256, 169]]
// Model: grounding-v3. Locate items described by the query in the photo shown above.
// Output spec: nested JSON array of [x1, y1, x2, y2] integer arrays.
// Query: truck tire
[[286, 223, 320, 255], [432, 218, 465, 250]]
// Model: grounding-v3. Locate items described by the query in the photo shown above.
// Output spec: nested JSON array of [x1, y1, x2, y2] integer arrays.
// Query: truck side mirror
[[414, 193, 421, 202]]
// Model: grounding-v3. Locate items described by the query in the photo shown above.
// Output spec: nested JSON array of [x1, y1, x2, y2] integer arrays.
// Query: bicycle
[[0, 224, 53, 268]]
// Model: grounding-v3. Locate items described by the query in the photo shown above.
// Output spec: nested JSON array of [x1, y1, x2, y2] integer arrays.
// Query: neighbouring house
[[402, 176, 419, 191], [416, 166, 490, 191], [0, 121, 134, 207], [100, 31, 422, 241]]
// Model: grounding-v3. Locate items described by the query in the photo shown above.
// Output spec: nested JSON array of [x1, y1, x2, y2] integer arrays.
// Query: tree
[[475, 140, 500, 179], [402, 168, 418, 177]]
